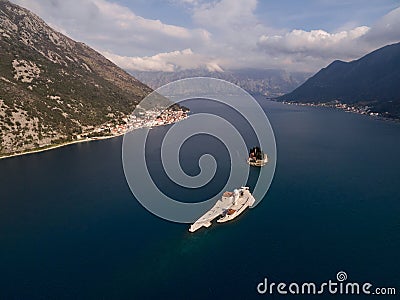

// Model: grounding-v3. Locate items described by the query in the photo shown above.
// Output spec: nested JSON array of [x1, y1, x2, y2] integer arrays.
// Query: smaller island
[[248, 146, 268, 167]]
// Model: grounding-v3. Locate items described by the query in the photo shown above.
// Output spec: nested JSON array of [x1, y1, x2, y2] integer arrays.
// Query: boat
[[247, 146, 268, 167], [189, 187, 255, 232]]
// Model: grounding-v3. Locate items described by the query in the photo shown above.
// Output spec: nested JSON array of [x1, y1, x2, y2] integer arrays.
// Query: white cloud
[[11, 0, 211, 57], [255, 6, 400, 71], [258, 26, 370, 59], [178, 0, 275, 70], [362, 6, 400, 46], [92, 0, 191, 39], [192, 0, 258, 30], [103, 49, 223, 72], [9, 0, 400, 73]]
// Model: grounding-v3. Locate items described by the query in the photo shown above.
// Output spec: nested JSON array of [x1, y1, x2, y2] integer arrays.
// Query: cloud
[[178, 0, 275, 70], [103, 49, 223, 72], [10, 0, 400, 73], [11, 0, 211, 57], [92, 0, 191, 39], [362, 7, 400, 46], [192, 0, 258, 30], [255, 6, 400, 71], [258, 26, 370, 59]]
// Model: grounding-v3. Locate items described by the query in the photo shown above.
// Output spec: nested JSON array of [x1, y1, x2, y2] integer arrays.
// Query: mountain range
[[0, 0, 152, 156], [131, 69, 311, 98], [278, 42, 400, 119], [2, 0, 399, 158]]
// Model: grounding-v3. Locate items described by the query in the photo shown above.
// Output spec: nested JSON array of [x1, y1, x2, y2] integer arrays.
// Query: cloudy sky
[[11, 0, 400, 73]]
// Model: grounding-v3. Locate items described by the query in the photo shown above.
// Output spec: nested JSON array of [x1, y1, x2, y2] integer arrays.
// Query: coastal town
[[76, 106, 189, 140], [282, 100, 381, 117], [0, 106, 189, 159]]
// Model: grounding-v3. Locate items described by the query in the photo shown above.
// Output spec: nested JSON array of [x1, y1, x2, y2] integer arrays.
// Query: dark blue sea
[[0, 99, 399, 299]]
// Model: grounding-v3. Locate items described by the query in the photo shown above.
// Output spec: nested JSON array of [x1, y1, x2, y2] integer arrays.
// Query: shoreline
[[0, 133, 125, 161], [0, 115, 189, 161], [280, 101, 400, 123]]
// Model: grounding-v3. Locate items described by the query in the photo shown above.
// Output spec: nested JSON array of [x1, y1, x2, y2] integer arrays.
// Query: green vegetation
[[278, 42, 400, 120], [0, 0, 153, 155]]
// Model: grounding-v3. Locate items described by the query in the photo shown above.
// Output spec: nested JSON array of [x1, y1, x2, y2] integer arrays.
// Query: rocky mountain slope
[[278, 42, 400, 119], [0, 0, 152, 156], [131, 69, 311, 98]]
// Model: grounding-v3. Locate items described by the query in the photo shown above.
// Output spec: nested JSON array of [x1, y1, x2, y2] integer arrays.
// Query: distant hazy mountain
[[278, 42, 400, 119], [0, 0, 151, 155], [131, 69, 311, 98]]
